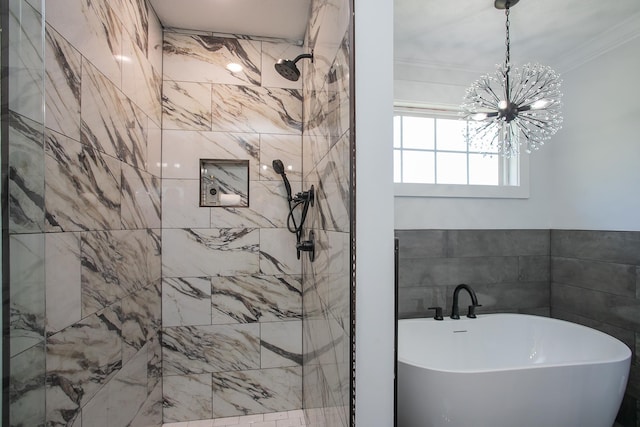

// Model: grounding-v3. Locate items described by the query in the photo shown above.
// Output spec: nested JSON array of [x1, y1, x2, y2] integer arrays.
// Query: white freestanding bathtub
[[398, 314, 631, 427]]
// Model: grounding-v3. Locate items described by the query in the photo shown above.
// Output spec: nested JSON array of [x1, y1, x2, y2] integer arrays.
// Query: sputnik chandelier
[[461, 0, 563, 158]]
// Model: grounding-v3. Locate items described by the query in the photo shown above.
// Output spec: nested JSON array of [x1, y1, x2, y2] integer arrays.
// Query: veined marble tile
[[9, 0, 44, 124], [114, 229, 152, 290], [45, 232, 82, 334], [146, 119, 162, 176], [211, 85, 302, 134], [164, 32, 261, 86], [122, 27, 163, 126], [80, 230, 124, 316], [313, 136, 350, 233], [147, 6, 163, 77], [261, 321, 303, 368], [327, 35, 351, 146], [81, 58, 146, 165], [161, 130, 260, 180], [8, 112, 45, 233], [162, 277, 212, 327], [10, 342, 46, 427], [303, 312, 347, 366], [46, 305, 122, 424], [210, 180, 301, 229], [211, 275, 302, 324], [259, 134, 302, 182], [9, 234, 45, 357], [163, 374, 212, 422], [147, 332, 162, 392], [147, 228, 162, 284], [261, 42, 304, 90], [82, 341, 148, 427], [130, 379, 163, 427], [46, 0, 122, 88], [259, 229, 302, 275], [80, 230, 150, 317], [122, 282, 161, 362], [121, 163, 161, 229], [162, 179, 211, 229], [162, 80, 212, 131], [162, 324, 260, 375], [306, 0, 350, 95], [211, 367, 302, 418], [162, 228, 260, 278], [110, 0, 149, 55], [45, 24, 82, 140], [44, 129, 121, 232]]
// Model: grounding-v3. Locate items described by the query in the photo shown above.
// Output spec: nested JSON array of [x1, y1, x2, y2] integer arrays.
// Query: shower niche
[[200, 159, 249, 207]]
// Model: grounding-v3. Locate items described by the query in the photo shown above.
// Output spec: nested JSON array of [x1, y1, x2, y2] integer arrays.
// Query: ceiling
[[394, 0, 640, 74], [149, 0, 640, 73], [149, 0, 312, 43]]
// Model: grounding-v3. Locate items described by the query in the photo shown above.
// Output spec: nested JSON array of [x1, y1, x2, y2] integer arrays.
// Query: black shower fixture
[[274, 51, 314, 82], [272, 159, 315, 261]]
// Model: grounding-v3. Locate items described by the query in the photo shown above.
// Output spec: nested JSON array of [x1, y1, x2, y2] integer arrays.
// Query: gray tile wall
[[395, 229, 551, 319], [550, 229, 640, 426], [396, 228, 640, 426]]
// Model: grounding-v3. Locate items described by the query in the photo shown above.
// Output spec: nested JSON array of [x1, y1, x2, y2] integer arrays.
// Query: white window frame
[[393, 104, 530, 199]]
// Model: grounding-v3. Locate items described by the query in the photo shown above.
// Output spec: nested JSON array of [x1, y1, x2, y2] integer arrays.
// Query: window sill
[[394, 182, 529, 199]]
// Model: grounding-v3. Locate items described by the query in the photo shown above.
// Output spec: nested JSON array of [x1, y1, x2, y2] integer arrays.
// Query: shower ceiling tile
[[149, 0, 311, 42]]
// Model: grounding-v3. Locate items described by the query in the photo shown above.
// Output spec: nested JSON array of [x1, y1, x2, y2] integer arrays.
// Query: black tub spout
[[450, 284, 482, 319]]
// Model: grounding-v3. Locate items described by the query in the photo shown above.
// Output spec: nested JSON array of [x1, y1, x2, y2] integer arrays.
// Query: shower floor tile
[[163, 410, 307, 427]]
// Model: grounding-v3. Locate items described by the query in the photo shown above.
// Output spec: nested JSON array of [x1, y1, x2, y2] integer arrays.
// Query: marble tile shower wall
[[160, 32, 305, 423], [8, 0, 163, 425], [395, 230, 551, 318], [301, 1, 352, 426], [549, 230, 640, 425]]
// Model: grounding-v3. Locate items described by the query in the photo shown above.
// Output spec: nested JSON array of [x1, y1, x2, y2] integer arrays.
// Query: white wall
[[393, 63, 553, 230], [550, 36, 640, 231], [393, 37, 640, 232], [355, 0, 395, 425]]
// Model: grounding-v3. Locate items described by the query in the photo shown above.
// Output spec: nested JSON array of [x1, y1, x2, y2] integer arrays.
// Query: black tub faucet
[[450, 284, 482, 319]]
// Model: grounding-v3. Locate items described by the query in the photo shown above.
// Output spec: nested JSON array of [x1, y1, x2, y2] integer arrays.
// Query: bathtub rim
[[398, 313, 632, 374]]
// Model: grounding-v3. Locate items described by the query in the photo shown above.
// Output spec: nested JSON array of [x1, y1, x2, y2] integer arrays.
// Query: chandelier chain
[[504, 4, 511, 68]]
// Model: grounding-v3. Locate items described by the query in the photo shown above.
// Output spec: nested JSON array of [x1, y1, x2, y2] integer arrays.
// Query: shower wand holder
[[293, 185, 315, 206]]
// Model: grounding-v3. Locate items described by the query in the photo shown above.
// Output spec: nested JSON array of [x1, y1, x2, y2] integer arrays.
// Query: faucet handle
[[427, 306, 444, 321], [466, 304, 482, 319]]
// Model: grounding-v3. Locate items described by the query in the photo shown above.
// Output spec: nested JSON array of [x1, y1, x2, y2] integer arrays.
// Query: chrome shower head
[[274, 52, 314, 81]]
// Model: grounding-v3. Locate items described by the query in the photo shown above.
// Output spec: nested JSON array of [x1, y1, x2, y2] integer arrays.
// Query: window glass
[[403, 150, 434, 183], [402, 116, 435, 150], [436, 118, 467, 152], [469, 153, 499, 185], [436, 152, 467, 184]]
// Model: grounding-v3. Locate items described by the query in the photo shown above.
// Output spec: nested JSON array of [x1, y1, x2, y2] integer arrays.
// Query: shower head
[[272, 159, 286, 175], [272, 159, 292, 201], [274, 52, 314, 82]]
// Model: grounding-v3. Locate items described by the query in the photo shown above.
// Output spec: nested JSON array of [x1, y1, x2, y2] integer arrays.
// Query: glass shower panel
[[5, 0, 46, 425]]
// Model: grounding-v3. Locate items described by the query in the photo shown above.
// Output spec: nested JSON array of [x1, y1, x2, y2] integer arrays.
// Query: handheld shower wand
[[272, 159, 293, 202], [272, 159, 316, 261]]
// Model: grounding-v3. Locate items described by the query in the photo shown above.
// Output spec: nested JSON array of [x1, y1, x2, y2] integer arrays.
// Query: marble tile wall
[[395, 229, 551, 319], [7, 0, 163, 425], [160, 31, 304, 423], [550, 230, 640, 426], [301, 0, 353, 426]]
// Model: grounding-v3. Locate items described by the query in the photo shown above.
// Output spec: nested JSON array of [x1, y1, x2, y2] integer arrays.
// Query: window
[[393, 106, 529, 198]]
